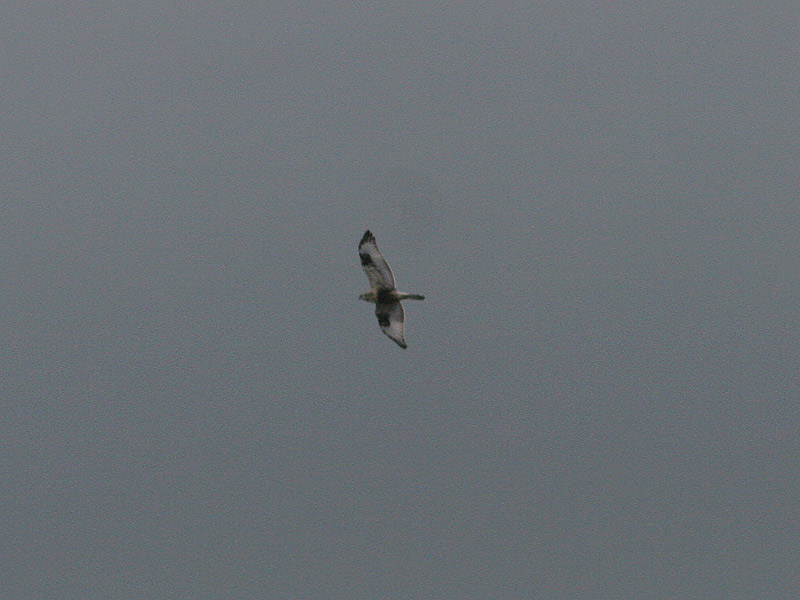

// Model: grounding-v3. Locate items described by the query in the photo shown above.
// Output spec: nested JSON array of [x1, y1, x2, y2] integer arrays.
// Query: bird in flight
[[358, 230, 425, 348]]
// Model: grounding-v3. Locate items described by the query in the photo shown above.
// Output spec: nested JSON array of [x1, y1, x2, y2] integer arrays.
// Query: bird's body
[[359, 289, 426, 303], [358, 230, 424, 348]]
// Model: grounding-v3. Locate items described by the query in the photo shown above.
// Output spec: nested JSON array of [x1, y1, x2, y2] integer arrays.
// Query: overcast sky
[[3, 3, 799, 599]]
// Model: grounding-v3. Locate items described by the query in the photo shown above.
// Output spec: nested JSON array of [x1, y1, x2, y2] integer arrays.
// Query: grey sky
[[2, 3, 799, 599]]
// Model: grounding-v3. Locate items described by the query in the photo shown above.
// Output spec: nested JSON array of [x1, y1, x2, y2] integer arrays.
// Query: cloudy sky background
[[3, 3, 799, 598]]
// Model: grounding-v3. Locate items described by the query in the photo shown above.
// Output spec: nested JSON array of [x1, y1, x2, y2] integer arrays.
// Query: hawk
[[358, 230, 425, 348]]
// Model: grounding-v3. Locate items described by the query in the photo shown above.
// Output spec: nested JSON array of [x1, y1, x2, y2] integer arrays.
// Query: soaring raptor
[[358, 230, 424, 348]]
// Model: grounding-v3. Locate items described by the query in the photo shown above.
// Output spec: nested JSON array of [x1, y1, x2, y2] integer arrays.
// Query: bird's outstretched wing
[[359, 230, 396, 291], [375, 300, 406, 349]]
